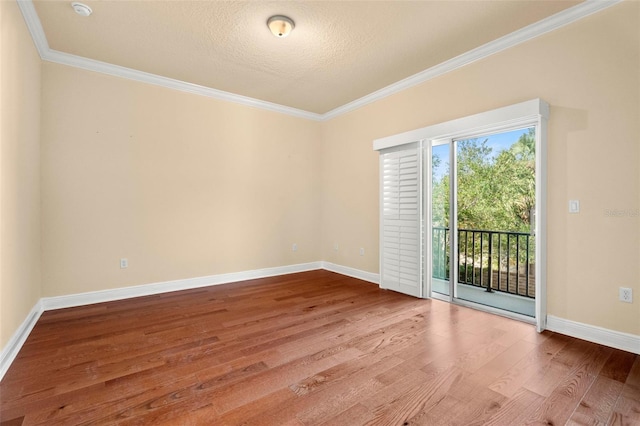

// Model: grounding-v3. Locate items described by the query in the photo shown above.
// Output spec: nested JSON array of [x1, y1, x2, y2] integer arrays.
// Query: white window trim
[[374, 99, 549, 332], [373, 99, 549, 151]]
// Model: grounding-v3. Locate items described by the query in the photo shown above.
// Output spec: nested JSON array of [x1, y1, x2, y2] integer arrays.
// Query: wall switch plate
[[292, 243, 298, 252], [619, 287, 633, 303], [334, 243, 339, 251], [359, 248, 365, 256], [569, 200, 580, 213], [120, 258, 128, 269]]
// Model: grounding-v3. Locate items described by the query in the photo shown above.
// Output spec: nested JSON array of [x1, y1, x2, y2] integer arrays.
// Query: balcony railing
[[432, 227, 535, 298]]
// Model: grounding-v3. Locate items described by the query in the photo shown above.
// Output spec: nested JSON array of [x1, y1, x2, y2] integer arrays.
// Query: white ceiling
[[25, 0, 610, 118]]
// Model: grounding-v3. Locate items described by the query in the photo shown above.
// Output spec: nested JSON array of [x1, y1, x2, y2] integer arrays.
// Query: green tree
[[512, 128, 536, 165], [430, 130, 536, 283], [456, 138, 505, 230], [431, 152, 448, 228], [495, 133, 535, 230], [431, 132, 535, 233]]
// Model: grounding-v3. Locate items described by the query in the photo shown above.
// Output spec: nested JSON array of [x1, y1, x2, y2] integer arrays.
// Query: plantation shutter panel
[[380, 144, 423, 297]]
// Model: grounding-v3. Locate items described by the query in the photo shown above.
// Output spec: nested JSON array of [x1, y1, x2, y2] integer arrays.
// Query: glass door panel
[[454, 128, 536, 317], [431, 142, 451, 296]]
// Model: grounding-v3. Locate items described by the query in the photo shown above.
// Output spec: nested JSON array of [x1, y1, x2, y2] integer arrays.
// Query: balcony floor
[[432, 278, 535, 317]]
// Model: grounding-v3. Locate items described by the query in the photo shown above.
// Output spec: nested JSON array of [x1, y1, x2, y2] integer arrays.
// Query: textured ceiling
[[32, 0, 582, 114]]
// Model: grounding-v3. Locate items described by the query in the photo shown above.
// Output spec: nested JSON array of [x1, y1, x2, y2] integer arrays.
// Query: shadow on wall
[[547, 105, 588, 314]]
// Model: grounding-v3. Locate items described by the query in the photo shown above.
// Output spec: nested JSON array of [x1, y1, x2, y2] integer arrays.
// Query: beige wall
[[321, 1, 640, 335], [0, 0, 42, 349], [3, 0, 638, 353], [41, 63, 321, 297]]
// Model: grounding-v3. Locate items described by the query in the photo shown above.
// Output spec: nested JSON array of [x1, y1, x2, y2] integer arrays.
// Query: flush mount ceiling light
[[267, 15, 295, 38], [71, 2, 92, 17]]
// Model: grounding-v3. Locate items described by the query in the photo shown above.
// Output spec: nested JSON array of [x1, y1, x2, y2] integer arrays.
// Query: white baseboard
[[6, 264, 637, 382], [547, 315, 640, 355], [1, 261, 375, 380], [321, 261, 380, 284], [1, 262, 323, 380], [0, 300, 44, 380], [41, 261, 323, 311]]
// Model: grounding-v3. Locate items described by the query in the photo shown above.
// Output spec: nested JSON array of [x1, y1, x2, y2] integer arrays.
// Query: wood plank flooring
[[1, 270, 638, 425]]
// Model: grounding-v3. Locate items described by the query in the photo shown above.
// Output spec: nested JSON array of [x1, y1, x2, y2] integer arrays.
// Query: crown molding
[[322, 0, 622, 120], [16, 0, 49, 56], [17, 0, 621, 122], [42, 49, 323, 121], [15, 1, 322, 121]]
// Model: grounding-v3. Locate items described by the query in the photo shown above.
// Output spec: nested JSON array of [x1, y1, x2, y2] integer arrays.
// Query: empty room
[[1, 0, 639, 424]]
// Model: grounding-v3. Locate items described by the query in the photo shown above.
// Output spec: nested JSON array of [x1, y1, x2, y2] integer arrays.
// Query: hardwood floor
[[1, 270, 638, 425]]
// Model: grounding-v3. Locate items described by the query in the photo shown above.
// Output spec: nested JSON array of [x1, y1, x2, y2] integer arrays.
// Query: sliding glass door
[[430, 142, 451, 297], [430, 127, 537, 318]]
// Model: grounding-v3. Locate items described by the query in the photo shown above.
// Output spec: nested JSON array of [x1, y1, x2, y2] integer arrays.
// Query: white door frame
[[374, 99, 549, 331]]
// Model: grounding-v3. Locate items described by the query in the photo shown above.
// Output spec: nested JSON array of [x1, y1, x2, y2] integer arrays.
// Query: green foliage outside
[[431, 129, 536, 291], [433, 128, 535, 232]]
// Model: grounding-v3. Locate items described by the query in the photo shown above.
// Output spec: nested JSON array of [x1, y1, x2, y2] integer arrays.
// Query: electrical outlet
[[619, 287, 633, 303], [569, 200, 580, 213], [292, 243, 298, 252], [120, 258, 128, 269]]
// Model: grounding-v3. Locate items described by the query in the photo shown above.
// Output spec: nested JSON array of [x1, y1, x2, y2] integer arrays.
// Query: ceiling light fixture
[[71, 2, 92, 17], [267, 15, 294, 38]]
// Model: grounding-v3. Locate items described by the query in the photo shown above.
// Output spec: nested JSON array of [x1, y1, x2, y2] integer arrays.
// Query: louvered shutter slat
[[380, 146, 422, 297]]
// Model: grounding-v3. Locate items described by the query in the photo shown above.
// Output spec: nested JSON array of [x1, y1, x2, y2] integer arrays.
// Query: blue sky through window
[[431, 127, 532, 181]]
